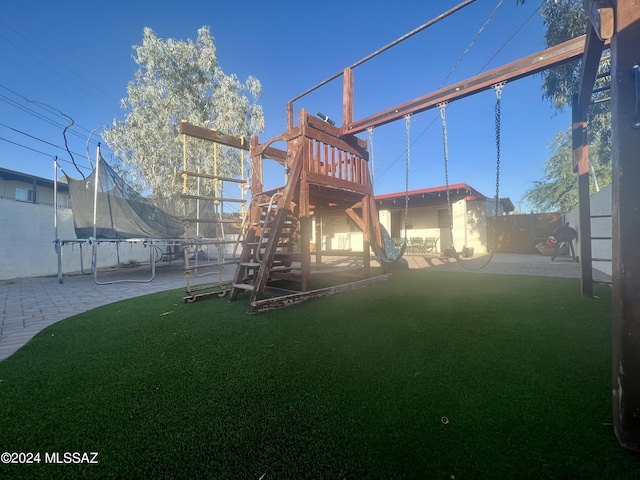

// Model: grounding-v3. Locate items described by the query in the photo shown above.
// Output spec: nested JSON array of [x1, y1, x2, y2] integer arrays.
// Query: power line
[[0, 84, 109, 142], [0, 84, 114, 163], [0, 19, 121, 114], [0, 136, 92, 173]]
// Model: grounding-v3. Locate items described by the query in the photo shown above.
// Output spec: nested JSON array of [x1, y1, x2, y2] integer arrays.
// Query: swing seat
[[373, 224, 407, 263]]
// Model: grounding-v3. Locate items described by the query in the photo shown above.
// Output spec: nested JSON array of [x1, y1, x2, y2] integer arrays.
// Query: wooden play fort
[[179, 110, 391, 314]]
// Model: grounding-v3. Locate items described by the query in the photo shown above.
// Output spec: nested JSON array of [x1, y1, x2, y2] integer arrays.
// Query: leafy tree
[[102, 26, 265, 214], [518, 0, 611, 212], [525, 129, 610, 213]]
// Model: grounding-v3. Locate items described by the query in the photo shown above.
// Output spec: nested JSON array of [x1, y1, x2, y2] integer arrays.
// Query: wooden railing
[[302, 112, 370, 194]]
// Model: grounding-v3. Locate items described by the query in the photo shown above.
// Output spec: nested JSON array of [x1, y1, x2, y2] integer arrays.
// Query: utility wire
[[0, 19, 121, 112], [0, 122, 87, 158], [0, 84, 114, 164], [0, 136, 92, 174], [476, 3, 541, 74], [440, 0, 504, 88], [0, 84, 110, 143]]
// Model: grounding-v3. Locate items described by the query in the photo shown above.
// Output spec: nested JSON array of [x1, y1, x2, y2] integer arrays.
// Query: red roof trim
[[375, 183, 486, 200]]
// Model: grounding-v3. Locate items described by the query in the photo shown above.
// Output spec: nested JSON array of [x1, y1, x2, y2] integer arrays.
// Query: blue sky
[[0, 0, 573, 212]]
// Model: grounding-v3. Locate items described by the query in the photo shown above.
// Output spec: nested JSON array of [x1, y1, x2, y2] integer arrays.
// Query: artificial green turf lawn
[[0, 269, 639, 479]]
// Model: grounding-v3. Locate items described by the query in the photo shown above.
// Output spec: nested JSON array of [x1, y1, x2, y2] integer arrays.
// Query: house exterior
[[319, 183, 514, 254], [0, 167, 70, 207], [0, 167, 72, 279], [0, 167, 149, 280]]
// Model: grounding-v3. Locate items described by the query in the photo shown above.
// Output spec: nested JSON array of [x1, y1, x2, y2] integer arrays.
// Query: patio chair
[[424, 237, 439, 254], [409, 237, 424, 255]]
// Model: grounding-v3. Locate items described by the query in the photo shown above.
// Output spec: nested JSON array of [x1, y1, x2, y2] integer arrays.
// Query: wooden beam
[[574, 27, 607, 135], [249, 274, 392, 314], [584, 0, 615, 40], [344, 35, 588, 134], [178, 121, 287, 165], [345, 207, 365, 232], [608, 0, 640, 452], [572, 92, 594, 297], [343, 67, 354, 129], [572, 24, 605, 300]]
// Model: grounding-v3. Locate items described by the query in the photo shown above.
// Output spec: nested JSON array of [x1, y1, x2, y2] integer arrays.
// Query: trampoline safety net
[[66, 159, 184, 240]]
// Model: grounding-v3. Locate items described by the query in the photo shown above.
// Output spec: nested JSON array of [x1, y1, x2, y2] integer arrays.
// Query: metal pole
[[91, 145, 100, 277], [288, 0, 476, 105], [54, 158, 63, 283]]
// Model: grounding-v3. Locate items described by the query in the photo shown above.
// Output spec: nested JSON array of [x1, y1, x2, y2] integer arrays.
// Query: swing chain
[[438, 102, 454, 245], [492, 82, 505, 217], [404, 114, 411, 243], [367, 127, 375, 183]]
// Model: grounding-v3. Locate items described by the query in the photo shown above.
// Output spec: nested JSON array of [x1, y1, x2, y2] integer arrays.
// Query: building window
[[15, 187, 33, 202]]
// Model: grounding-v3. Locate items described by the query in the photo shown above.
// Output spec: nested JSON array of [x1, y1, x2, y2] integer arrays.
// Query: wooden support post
[[343, 67, 354, 129], [250, 135, 262, 196], [573, 21, 607, 297], [584, 0, 615, 40], [607, 0, 640, 452], [362, 195, 371, 277], [300, 180, 312, 292], [572, 94, 593, 297]]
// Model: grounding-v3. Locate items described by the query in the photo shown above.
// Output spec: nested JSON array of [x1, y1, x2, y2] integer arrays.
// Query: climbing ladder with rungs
[[180, 169, 247, 302]]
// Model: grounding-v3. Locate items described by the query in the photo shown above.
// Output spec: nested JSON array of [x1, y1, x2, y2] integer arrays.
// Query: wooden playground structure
[[179, 110, 391, 314], [178, 0, 640, 451]]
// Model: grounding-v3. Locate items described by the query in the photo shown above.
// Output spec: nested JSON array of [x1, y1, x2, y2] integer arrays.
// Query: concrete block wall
[[0, 199, 152, 281]]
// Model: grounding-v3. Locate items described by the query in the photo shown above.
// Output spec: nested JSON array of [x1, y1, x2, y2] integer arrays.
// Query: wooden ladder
[[229, 139, 304, 312]]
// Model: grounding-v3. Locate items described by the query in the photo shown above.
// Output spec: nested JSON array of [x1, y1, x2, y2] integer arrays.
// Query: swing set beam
[[341, 34, 593, 135]]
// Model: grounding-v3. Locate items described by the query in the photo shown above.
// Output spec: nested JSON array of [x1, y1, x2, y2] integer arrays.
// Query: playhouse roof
[[374, 183, 514, 213]]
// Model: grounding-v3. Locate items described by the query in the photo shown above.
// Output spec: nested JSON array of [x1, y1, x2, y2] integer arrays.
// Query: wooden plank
[[608, 0, 640, 452], [181, 218, 240, 224], [251, 127, 301, 161], [304, 172, 372, 195], [300, 179, 312, 292], [345, 207, 366, 232], [343, 67, 354, 127], [250, 135, 263, 195], [306, 124, 369, 160], [345, 35, 589, 134], [574, 27, 606, 140], [179, 121, 288, 165], [584, 0, 615, 40], [179, 170, 246, 184], [248, 274, 392, 314], [572, 94, 594, 297], [181, 194, 246, 203]]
